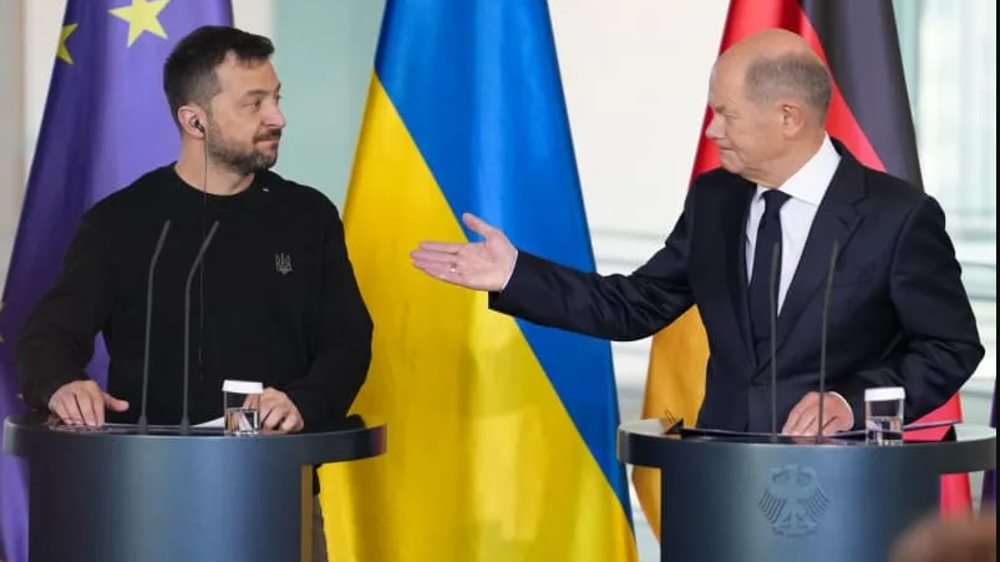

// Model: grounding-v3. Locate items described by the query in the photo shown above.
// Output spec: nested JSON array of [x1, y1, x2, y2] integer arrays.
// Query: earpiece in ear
[[192, 119, 205, 134]]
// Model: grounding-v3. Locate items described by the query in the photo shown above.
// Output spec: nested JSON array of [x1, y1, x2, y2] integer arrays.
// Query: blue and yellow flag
[[0, 2, 232, 560], [319, 1, 638, 560]]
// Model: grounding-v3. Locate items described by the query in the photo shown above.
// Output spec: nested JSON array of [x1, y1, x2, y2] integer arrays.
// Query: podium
[[618, 419, 996, 562], [3, 413, 386, 562]]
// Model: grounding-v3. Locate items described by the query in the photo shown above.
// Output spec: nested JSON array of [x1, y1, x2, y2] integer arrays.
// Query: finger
[[50, 398, 74, 425], [788, 411, 818, 436], [412, 260, 472, 286], [412, 259, 455, 278], [258, 397, 276, 422], [103, 393, 129, 412], [258, 394, 285, 428], [781, 405, 805, 434], [416, 241, 464, 254], [781, 392, 819, 433], [75, 391, 99, 427], [781, 406, 809, 434], [263, 406, 287, 429], [824, 411, 852, 433], [280, 411, 302, 433], [820, 415, 841, 434], [410, 248, 462, 263], [462, 213, 497, 237], [87, 386, 108, 426]]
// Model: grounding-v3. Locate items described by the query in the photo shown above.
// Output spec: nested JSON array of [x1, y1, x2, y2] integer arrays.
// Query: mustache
[[254, 130, 282, 142]]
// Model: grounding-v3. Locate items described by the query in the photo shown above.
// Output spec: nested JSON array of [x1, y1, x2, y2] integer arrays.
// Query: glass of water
[[222, 380, 263, 436], [865, 386, 905, 445]]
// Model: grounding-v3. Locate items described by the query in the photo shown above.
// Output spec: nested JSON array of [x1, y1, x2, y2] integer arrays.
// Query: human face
[[204, 54, 286, 175], [703, 64, 786, 184]]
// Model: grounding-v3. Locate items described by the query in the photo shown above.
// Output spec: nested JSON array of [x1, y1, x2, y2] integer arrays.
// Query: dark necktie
[[749, 190, 790, 345]]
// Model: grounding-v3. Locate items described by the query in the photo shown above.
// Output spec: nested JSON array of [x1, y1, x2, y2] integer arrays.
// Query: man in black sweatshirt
[[14, 26, 372, 561]]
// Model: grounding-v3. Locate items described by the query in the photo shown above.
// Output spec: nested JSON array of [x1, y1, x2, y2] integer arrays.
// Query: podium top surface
[[3, 413, 386, 466], [618, 418, 996, 476]]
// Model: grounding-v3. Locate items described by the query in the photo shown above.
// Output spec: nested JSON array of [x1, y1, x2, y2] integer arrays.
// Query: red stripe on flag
[[690, 0, 971, 515], [905, 394, 971, 516]]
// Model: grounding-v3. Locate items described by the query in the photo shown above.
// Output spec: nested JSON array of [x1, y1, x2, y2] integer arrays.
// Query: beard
[[205, 122, 281, 176]]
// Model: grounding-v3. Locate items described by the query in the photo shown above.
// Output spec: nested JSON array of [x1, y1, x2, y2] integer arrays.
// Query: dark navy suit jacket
[[490, 142, 983, 431]]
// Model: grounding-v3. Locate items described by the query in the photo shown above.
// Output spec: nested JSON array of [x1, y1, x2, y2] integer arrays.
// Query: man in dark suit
[[409, 29, 983, 436]]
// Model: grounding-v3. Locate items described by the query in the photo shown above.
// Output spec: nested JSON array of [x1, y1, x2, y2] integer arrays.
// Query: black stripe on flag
[[800, 0, 924, 190]]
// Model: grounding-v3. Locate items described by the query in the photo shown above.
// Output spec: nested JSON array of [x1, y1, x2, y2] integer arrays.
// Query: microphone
[[768, 242, 780, 440], [816, 240, 840, 442], [180, 220, 220, 434], [137, 220, 172, 434]]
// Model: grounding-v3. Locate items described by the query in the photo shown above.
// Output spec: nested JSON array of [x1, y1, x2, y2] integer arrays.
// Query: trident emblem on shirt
[[275, 253, 292, 276]]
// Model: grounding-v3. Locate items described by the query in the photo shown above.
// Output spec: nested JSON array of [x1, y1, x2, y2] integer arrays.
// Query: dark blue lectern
[[618, 419, 995, 562], [4, 413, 386, 562]]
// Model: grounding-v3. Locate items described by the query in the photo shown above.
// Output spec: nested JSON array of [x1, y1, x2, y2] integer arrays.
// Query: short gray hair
[[743, 53, 832, 121]]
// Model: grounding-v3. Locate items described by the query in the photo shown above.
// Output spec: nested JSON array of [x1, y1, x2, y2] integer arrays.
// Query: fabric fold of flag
[[0, 2, 232, 560], [633, 0, 973, 539], [318, 1, 638, 560], [983, 384, 996, 507]]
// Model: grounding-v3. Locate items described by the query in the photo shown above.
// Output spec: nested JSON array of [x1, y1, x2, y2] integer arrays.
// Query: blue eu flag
[[0, 2, 232, 560]]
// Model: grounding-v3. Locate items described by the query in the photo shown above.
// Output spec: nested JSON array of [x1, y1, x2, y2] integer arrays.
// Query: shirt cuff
[[499, 249, 518, 291]]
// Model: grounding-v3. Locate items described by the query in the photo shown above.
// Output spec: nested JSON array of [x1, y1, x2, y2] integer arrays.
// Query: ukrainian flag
[[318, 1, 638, 560]]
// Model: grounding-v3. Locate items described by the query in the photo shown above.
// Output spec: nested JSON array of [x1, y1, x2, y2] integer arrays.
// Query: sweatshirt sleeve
[[16, 210, 117, 409], [283, 205, 373, 428]]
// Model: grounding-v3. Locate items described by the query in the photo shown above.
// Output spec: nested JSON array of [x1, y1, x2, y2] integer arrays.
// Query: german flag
[[633, 0, 971, 537]]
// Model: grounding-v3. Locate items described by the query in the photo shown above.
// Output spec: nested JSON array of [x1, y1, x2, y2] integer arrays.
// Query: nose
[[704, 112, 723, 140], [264, 105, 286, 130]]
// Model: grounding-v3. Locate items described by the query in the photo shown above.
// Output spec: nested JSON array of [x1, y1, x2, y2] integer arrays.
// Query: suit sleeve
[[16, 211, 116, 409], [837, 196, 984, 426], [488, 188, 698, 341], [283, 206, 373, 429]]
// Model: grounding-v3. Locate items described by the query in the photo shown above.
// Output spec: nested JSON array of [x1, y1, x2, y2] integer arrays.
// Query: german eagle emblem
[[758, 464, 830, 537]]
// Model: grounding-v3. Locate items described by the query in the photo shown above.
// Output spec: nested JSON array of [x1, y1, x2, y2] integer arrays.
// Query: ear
[[777, 100, 807, 137], [177, 105, 206, 138]]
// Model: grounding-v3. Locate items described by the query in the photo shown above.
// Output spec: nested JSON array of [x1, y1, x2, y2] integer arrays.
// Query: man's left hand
[[256, 388, 304, 434], [782, 391, 853, 436]]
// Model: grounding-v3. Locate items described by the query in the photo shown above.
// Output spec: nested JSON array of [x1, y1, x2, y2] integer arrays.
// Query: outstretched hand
[[410, 213, 517, 292]]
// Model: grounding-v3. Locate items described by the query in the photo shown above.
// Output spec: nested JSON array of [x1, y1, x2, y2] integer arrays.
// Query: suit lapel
[[761, 151, 867, 371], [720, 178, 756, 362]]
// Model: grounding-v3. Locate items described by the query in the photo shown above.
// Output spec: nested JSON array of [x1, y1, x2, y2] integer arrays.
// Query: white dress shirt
[[744, 135, 852, 421], [745, 135, 841, 312]]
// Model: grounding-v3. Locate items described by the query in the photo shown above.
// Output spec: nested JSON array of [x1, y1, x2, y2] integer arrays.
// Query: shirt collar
[[757, 134, 841, 206]]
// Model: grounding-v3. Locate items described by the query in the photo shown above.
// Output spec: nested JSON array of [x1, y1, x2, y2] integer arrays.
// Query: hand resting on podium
[[242, 387, 304, 434], [47, 380, 129, 428], [44, 379, 303, 434], [782, 391, 853, 436]]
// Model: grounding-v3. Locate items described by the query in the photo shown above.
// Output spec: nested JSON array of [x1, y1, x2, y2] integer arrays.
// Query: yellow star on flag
[[57, 23, 78, 64], [109, 0, 171, 47]]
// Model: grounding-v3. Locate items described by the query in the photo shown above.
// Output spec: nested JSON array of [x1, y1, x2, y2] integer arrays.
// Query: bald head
[[716, 28, 832, 124], [704, 29, 833, 186]]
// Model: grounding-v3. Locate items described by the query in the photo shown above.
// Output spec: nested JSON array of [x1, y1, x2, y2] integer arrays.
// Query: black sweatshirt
[[16, 165, 373, 432]]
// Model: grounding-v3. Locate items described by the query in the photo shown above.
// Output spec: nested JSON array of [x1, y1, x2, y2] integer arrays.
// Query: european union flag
[[0, 1, 232, 560]]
